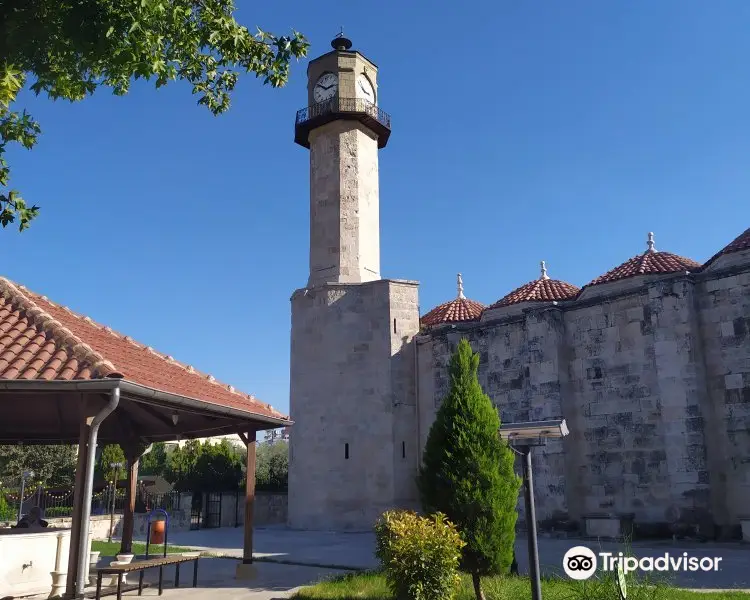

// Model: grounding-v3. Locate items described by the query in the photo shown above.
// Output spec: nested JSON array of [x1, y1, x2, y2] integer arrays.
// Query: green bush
[[0, 492, 14, 521], [374, 509, 465, 600], [44, 506, 73, 518]]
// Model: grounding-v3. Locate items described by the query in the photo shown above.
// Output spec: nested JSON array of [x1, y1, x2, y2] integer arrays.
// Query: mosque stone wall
[[420, 312, 572, 529], [697, 251, 750, 532], [418, 258, 750, 536], [563, 276, 712, 532]]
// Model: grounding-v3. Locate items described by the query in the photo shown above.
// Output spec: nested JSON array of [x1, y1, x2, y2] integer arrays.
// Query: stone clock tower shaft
[[294, 35, 391, 287], [288, 35, 420, 531]]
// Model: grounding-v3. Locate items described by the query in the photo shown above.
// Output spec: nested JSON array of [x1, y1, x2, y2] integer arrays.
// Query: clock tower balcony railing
[[294, 96, 392, 149]]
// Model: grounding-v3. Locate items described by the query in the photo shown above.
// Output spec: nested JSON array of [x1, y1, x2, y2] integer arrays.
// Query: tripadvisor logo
[[563, 546, 597, 580], [563, 546, 723, 580]]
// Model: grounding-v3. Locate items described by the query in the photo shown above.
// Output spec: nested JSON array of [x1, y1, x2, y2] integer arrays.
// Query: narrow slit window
[[393, 318, 397, 333], [345, 443, 349, 460], [402, 441, 405, 459]]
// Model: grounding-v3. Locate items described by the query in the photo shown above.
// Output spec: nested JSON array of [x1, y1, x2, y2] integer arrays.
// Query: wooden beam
[[132, 401, 179, 430], [123, 396, 227, 420], [119, 443, 148, 555], [55, 393, 66, 437], [243, 433, 257, 564], [111, 408, 145, 444]]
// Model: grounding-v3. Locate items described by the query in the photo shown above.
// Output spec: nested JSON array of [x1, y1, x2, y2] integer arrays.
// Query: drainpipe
[[75, 387, 120, 597]]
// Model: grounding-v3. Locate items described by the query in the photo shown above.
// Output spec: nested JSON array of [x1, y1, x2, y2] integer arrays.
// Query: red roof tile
[[421, 297, 485, 328], [704, 227, 750, 267], [489, 262, 580, 308], [421, 273, 485, 328], [586, 233, 700, 287], [0, 277, 286, 421]]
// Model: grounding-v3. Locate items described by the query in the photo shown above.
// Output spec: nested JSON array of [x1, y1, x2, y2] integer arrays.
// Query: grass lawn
[[291, 571, 750, 600], [90, 540, 196, 556]]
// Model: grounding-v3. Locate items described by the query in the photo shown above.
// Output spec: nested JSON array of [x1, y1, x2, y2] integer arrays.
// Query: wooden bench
[[94, 554, 200, 600]]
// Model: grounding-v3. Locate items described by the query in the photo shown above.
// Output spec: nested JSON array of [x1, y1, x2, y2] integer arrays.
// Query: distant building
[[263, 427, 290, 445], [163, 434, 245, 451]]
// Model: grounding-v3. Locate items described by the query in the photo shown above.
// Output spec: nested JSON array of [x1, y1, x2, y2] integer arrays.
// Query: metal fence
[[137, 490, 181, 514], [295, 96, 391, 129], [1, 482, 181, 523]]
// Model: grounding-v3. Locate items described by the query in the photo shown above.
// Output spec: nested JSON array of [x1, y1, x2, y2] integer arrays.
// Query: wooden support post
[[120, 444, 148, 555], [66, 416, 91, 598], [243, 435, 256, 563], [235, 431, 257, 579]]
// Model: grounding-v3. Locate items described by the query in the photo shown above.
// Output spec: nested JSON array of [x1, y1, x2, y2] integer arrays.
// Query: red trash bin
[[150, 519, 165, 545]]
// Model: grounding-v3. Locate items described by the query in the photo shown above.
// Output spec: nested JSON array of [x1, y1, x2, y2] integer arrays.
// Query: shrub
[[374, 509, 465, 600], [44, 506, 73, 518], [0, 492, 14, 521]]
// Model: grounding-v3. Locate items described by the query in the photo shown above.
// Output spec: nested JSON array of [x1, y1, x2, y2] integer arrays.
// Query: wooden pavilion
[[0, 277, 289, 597]]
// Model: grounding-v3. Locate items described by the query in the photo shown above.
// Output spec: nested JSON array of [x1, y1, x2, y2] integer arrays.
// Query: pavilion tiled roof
[[0, 277, 286, 420], [586, 233, 701, 287], [421, 274, 485, 328], [489, 262, 580, 309], [703, 227, 750, 267]]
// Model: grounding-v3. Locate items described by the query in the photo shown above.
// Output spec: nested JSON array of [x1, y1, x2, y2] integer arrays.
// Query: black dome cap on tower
[[331, 32, 352, 51]]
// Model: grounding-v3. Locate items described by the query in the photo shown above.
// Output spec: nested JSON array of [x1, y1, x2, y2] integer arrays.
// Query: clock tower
[[294, 34, 390, 287], [288, 35, 421, 530]]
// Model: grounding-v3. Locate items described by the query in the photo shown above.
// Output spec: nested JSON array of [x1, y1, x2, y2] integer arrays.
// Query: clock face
[[356, 73, 375, 104], [313, 72, 338, 103]]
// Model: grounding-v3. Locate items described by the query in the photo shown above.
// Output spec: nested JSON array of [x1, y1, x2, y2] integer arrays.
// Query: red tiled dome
[[489, 262, 580, 309], [587, 233, 700, 287], [704, 227, 750, 267], [421, 274, 485, 328]]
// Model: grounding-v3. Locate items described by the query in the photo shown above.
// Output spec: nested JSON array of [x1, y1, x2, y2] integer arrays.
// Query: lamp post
[[108, 462, 123, 543], [17, 470, 35, 522], [499, 419, 570, 600]]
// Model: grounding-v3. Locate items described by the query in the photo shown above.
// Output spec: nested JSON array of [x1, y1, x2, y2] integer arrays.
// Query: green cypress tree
[[417, 338, 521, 600]]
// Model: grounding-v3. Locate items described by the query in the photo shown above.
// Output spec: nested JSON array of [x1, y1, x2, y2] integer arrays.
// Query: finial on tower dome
[[647, 232, 656, 253], [331, 28, 353, 51], [540, 260, 550, 280], [457, 273, 466, 299]]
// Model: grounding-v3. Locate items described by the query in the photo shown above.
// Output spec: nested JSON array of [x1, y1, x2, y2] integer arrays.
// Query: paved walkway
[[130, 558, 343, 600], [26, 555, 343, 600], [140, 526, 750, 590]]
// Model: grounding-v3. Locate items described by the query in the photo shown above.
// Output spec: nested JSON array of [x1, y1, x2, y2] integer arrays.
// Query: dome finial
[[647, 232, 656, 253], [540, 260, 550, 280], [457, 273, 465, 299]]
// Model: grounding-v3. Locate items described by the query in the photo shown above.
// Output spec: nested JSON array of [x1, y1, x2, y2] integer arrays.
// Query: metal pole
[[75, 387, 120, 597], [108, 465, 120, 544], [522, 446, 542, 600], [107, 482, 114, 543], [17, 474, 26, 522]]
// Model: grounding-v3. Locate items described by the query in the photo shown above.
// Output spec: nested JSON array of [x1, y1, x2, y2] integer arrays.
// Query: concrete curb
[[198, 552, 365, 572]]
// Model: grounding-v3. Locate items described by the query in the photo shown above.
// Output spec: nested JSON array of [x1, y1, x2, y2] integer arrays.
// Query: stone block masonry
[[307, 113, 380, 286], [288, 279, 420, 531], [420, 256, 750, 537]]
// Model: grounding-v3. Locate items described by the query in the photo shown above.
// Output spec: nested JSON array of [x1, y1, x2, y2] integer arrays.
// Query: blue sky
[[4, 1, 749, 416]]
